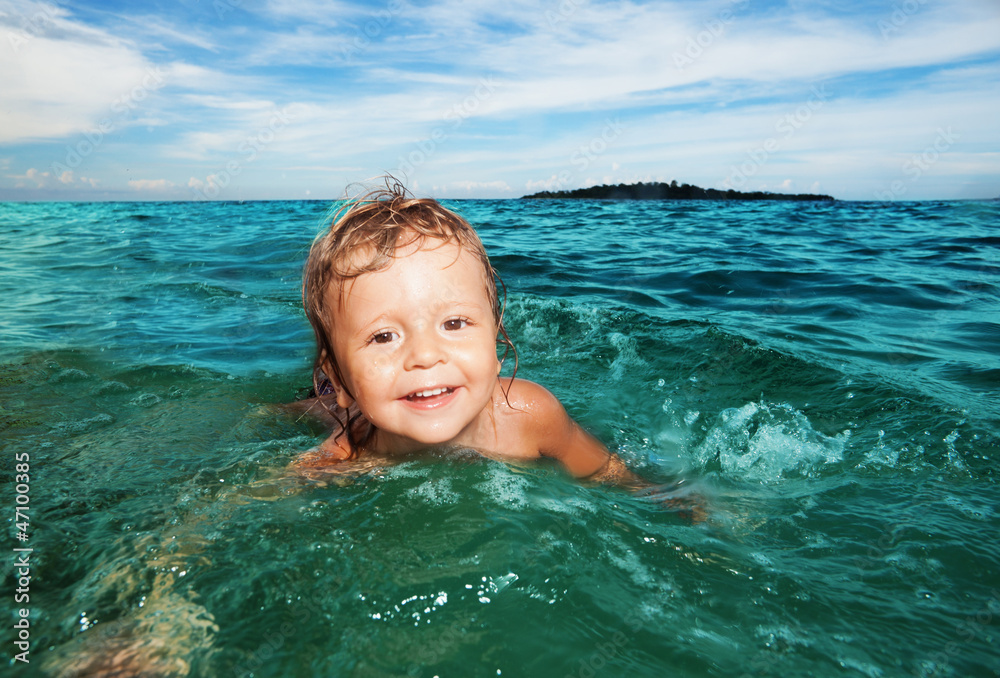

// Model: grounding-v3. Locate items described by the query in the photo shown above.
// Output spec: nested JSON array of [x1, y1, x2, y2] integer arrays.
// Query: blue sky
[[1, 0, 998, 201]]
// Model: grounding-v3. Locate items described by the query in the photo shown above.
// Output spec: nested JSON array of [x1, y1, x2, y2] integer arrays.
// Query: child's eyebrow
[[440, 299, 489, 311], [428, 298, 496, 321], [352, 311, 394, 334]]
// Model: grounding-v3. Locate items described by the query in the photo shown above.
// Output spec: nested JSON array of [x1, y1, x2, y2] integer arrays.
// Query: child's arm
[[517, 380, 639, 481], [520, 380, 706, 522]]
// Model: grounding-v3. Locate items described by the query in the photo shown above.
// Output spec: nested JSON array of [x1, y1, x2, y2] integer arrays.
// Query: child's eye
[[442, 317, 469, 331], [369, 330, 398, 345]]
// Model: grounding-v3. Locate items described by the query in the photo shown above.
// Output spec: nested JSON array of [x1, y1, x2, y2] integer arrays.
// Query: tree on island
[[521, 181, 834, 202]]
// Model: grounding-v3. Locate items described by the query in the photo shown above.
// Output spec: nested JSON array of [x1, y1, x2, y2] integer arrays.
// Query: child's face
[[329, 236, 500, 450]]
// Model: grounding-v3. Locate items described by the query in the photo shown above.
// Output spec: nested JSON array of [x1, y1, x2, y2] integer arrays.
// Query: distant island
[[522, 181, 835, 202]]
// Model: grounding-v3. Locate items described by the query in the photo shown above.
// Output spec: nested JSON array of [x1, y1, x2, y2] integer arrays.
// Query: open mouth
[[404, 386, 456, 403]]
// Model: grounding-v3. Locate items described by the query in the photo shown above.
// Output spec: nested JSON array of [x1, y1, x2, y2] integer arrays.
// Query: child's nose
[[404, 328, 446, 370]]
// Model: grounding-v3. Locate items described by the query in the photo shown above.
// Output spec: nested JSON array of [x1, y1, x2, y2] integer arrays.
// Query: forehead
[[393, 234, 469, 266], [334, 236, 490, 314]]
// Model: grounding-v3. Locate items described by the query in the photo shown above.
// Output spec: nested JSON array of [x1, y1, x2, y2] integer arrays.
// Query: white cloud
[[179, 95, 279, 111], [20, 167, 52, 187], [524, 175, 565, 192], [54, 170, 100, 187], [0, 5, 242, 148], [449, 180, 512, 193], [110, 13, 219, 52], [128, 178, 174, 191], [340, 0, 1000, 123], [4, 166, 102, 190], [260, 0, 358, 25], [0, 2, 159, 143]]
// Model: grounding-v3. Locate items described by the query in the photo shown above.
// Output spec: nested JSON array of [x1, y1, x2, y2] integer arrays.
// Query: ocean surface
[[1, 198, 998, 677]]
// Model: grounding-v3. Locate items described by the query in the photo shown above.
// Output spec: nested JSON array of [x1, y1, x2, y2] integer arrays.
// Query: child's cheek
[[364, 354, 398, 382]]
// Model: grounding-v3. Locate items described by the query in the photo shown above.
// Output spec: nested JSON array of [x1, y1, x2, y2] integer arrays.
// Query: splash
[[693, 401, 847, 483]]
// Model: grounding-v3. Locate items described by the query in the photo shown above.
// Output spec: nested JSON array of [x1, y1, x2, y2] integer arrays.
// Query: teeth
[[413, 387, 448, 398]]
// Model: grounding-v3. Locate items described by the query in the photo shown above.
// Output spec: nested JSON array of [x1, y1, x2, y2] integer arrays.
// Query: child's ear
[[334, 383, 355, 410], [325, 371, 354, 409], [320, 353, 355, 409]]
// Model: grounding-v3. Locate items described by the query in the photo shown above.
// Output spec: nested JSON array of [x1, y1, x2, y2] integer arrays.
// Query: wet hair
[[302, 176, 515, 454]]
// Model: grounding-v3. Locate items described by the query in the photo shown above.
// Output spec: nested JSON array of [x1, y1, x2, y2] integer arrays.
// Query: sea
[[1, 198, 998, 677]]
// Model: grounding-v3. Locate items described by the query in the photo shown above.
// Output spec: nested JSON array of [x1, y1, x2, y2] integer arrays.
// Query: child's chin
[[406, 425, 466, 448], [413, 433, 461, 447]]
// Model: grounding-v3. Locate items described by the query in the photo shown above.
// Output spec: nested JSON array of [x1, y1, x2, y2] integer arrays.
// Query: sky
[[1, 0, 998, 202]]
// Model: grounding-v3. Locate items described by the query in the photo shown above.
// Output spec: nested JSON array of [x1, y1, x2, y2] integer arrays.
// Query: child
[[294, 178, 700, 516]]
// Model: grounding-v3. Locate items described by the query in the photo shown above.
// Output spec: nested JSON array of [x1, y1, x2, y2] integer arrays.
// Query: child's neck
[[368, 398, 498, 457]]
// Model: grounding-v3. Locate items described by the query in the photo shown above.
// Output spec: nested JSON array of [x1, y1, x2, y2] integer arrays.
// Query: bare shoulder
[[496, 378, 578, 452], [498, 378, 569, 423]]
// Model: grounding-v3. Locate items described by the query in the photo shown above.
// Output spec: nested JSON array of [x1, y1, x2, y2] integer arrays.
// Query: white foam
[[694, 401, 847, 483], [473, 464, 530, 509], [608, 331, 645, 381], [407, 477, 459, 505], [943, 428, 970, 474], [754, 623, 813, 649], [599, 530, 673, 592], [860, 430, 900, 468], [943, 494, 993, 521], [385, 460, 428, 479]]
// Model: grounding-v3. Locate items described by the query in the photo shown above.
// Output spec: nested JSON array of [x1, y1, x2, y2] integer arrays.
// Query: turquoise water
[[2, 199, 998, 677]]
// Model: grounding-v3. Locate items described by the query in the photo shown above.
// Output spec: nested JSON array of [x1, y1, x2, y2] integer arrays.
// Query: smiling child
[[294, 177, 681, 496]]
